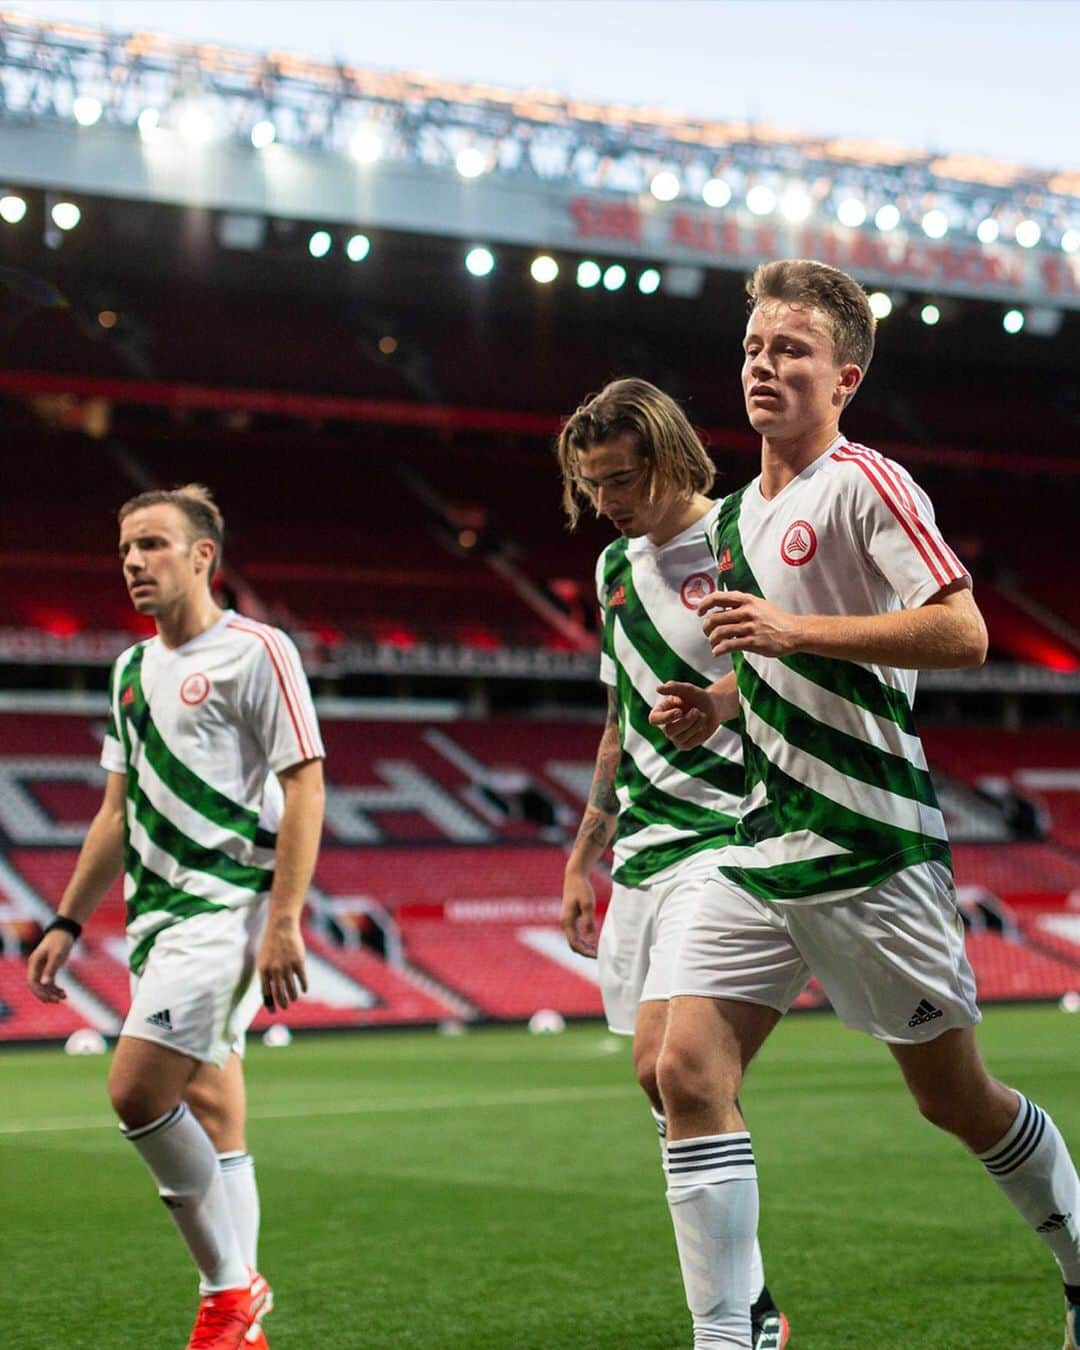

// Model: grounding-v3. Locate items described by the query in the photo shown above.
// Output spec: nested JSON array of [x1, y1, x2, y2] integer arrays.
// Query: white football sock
[[978, 1094, 1080, 1285], [666, 1133, 759, 1349], [219, 1150, 260, 1272], [652, 1106, 668, 1169], [122, 1103, 249, 1293], [748, 1236, 765, 1307]]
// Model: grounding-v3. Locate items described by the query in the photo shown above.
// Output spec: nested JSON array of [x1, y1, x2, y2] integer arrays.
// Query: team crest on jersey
[[180, 672, 211, 706], [680, 572, 714, 609], [780, 520, 818, 567]]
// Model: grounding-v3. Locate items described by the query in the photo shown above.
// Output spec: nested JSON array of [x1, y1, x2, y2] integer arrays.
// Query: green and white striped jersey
[[597, 503, 744, 888], [707, 436, 969, 905], [101, 611, 324, 972]]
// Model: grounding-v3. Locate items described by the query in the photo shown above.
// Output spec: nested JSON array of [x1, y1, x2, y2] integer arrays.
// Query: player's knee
[[911, 1086, 968, 1136], [656, 1039, 735, 1118], [107, 1071, 171, 1129], [633, 1048, 662, 1112]]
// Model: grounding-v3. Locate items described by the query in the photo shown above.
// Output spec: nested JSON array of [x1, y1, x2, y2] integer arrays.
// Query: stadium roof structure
[[1, 9, 1079, 311]]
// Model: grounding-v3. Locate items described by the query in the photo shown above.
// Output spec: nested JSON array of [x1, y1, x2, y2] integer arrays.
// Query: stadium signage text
[[569, 196, 1080, 306]]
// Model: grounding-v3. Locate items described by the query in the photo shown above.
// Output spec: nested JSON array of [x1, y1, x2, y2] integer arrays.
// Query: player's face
[[118, 504, 210, 615], [577, 434, 661, 537], [741, 301, 860, 443]]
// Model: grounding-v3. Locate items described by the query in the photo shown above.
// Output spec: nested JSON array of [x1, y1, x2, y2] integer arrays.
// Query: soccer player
[[650, 259, 1080, 1349], [27, 485, 325, 1350], [556, 379, 788, 1349]]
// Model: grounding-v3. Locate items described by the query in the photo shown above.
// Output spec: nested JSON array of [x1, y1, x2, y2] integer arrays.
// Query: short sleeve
[[595, 550, 616, 687], [850, 453, 970, 609], [100, 658, 127, 774], [242, 626, 325, 774]]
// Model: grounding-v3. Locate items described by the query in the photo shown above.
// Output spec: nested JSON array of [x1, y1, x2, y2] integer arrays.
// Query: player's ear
[[837, 362, 862, 405], [192, 537, 216, 576]]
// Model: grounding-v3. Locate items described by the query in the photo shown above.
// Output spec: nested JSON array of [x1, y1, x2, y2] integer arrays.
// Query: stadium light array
[[349, 125, 382, 164], [920, 303, 941, 326], [72, 95, 102, 127], [650, 171, 681, 202], [921, 208, 949, 239], [1015, 219, 1041, 248], [0, 194, 27, 223], [456, 147, 487, 179], [1003, 308, 1025, 334], [868, 291, 893, 319], [874, 203, 900, 232], [702, 177, 732, 209], [837, 197, 867, 228], [976, 217, 1000, 244], [50, 201, 81, 231], [602, 263, 627, 291], [746, 185, 776, 216], [1062, 229, 1080, 254], [530, 254, 558, 284], [576, 259, 601, 288], [780, 184, 813, 223], [346, 233, 370, 262], [308, 229, 332, 258], [638, 268, 661, 295], [465, 245, 495, 276], [250, 120, 276, 149]]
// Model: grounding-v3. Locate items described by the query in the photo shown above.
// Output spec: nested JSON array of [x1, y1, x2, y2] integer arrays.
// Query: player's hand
[[649, 682, 720, 749], [561, 872, 598, 958], [27, 929, 75, 1003], [698, 589, 801, 658], [258, 916, 309, 1012]]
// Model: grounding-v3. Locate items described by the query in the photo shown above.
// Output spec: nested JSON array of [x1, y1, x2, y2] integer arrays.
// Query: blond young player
[[28, 485, 325, 1350], [557, 379, 788, 1349], [650, 260, 1080, 1349]]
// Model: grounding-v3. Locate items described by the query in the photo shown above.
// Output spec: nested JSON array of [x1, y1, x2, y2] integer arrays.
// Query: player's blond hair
[[118, 483, 224, 579], [747, 259, 876, 380], [555, 378, 715, 529]]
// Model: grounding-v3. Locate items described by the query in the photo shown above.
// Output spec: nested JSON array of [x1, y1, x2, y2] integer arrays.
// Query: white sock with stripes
[[978, 1093, 1080, 1285], [122, 1103, 249, 1293], [219, 1150, 260, 1271], [652, 1106, 668, 1167], [666, 1132, 759, 1349]]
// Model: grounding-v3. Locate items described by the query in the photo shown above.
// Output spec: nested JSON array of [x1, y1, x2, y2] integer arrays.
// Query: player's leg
[[657, 879, 807, 1349], [890, 1028, 1080, 1328], [108, 1035, 250, 1295]]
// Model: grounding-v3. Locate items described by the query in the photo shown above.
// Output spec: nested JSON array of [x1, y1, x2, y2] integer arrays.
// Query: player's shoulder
[[596, 534, 630, 573], [112, 636, 152, 671], [826, 438, 918, 494], [221, 614, 303, 667]]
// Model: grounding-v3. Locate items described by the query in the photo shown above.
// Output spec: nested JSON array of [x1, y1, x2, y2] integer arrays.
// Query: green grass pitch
[[1, 1006, 1077, 1348]]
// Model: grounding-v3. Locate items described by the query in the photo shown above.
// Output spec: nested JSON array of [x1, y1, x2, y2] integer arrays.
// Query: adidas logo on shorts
[[1037, 1211, 1072, 1233], [146, 1009, 173, 1031], [907, 998, 944, 1028]]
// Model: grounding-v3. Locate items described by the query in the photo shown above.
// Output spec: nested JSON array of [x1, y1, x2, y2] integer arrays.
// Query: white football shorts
[[122, 904, 267, 1067], [598, 851, 721, 1036], [672, 860, 981, 1044]]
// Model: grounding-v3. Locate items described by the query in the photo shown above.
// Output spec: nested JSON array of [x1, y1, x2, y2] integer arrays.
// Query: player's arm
[[27, 770, 126, 1003], [258, 757, 325, 1012], [648, 672, 739, 750], [562, 686, 621, 957], [698, 580, 988, 670]]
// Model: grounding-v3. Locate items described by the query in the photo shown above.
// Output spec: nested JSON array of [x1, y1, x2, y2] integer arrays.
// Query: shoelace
[[189, 1298, 250, 1348]]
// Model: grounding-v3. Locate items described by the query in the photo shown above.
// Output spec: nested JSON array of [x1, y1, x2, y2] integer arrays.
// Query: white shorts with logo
[[598, 852, 720, 1036], [672, 861, 981, 1044], [122, 904, 267, 1068]]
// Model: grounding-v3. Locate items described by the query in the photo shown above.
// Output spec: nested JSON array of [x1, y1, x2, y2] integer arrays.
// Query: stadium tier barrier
[[1, 713, 1079, 1043]]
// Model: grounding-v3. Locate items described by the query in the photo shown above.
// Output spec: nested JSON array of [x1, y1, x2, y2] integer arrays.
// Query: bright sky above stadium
[[12, 0, 1080, 174]]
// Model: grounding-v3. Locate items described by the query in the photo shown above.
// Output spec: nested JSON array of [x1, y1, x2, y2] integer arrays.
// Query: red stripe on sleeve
[[227, 620, 317, 760], [832, 451, 950, 588]]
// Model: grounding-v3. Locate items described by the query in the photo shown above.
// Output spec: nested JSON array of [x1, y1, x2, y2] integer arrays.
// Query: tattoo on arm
[[573, 689, 621, 852]]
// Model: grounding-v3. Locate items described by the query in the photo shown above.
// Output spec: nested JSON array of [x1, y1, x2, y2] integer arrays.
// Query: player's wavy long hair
[[118, 483, 225, 579], [555, 378, 715, 529]]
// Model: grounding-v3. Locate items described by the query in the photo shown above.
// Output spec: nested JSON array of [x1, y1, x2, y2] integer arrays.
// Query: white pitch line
[[0, 1082, 639, 1137]]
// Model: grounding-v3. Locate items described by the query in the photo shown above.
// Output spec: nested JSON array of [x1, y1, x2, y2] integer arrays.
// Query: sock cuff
[[120, 1101, 187, 1141], [666, 1132, 756, 1185], [217, 1150, 254, 1168], [979, 1095, 1048, 1176], [650, 1108, 667, 1140]]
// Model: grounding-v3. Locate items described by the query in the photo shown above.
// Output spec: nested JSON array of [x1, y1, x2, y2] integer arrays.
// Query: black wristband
[[44, 915, 82, 941]]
